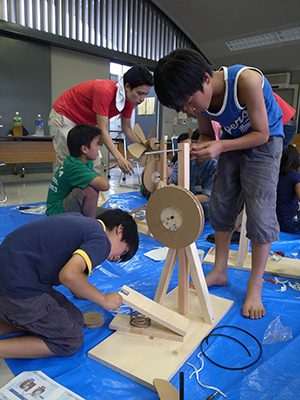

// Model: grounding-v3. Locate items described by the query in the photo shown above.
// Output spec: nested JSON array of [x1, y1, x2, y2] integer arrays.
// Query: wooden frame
[[88, 142, 233, 389], [204, 208, 300, 279]]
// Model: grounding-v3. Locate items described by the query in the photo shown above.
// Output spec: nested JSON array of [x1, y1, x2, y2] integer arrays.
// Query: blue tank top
[[203, 65, 284, 139]]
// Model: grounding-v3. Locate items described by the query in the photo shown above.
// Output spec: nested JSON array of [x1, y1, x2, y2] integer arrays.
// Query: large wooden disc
[[143, 160, 160, 193], [146, 185, 204, 249]]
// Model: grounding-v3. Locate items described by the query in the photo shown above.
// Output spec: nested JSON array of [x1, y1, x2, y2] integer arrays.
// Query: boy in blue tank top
[[154, 48, 284, 320]]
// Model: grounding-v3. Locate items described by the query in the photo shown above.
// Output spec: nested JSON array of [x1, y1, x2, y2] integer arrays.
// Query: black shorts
[[0, 289, 84, 357]]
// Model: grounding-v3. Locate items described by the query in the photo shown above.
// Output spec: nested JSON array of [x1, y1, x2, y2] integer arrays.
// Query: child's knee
[[83, 185, 99, 198], [47, 327, 84, 357]]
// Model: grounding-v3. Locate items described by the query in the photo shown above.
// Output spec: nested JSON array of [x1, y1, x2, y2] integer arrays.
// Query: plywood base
[[88, 287, 233, 390], [204, 246, 300, 279]]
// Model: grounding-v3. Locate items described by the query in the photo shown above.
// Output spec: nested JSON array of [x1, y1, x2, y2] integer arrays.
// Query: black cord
[[200, 325, 262, 370], [208, 333, 251, 356]]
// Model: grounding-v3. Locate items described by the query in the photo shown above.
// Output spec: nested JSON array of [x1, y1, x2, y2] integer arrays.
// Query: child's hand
[[191, 141, 222, 162], [167, 164, 173, 178], [102, 292, 123, 310]]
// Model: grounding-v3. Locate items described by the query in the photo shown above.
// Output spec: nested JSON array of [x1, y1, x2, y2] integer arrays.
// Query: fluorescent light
[[225, 27, 300, 51]]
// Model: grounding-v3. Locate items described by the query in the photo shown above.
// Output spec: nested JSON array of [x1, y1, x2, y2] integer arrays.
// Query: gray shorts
[[63, 187, 83, 214], [0, 289, 84, 357], [208, 136, 283, 243]]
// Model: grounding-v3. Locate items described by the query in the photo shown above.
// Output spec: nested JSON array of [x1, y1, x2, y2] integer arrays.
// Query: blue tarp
[[1, 192, 300, 399]]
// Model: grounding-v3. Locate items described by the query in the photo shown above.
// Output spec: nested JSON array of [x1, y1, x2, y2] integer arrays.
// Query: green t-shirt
[[46, 156, 98, 216]]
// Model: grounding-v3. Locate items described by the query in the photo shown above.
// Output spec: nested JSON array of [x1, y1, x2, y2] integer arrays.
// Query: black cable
[[208, 333, 251, 356], [200, 325, 262, 370]]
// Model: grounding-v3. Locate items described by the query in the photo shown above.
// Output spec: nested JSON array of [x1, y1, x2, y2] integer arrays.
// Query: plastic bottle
[[13, 111, 23, 136], [35, 114, 44, 136]]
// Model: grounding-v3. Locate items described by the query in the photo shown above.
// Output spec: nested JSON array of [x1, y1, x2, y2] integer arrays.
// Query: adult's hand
[[116, 156, 134, 175]]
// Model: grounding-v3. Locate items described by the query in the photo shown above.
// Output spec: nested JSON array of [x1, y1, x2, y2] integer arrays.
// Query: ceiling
[[152, 0, 300, 77]]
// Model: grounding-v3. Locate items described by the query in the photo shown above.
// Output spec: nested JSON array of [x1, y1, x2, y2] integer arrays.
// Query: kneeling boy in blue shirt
[[0, 209, 138, 359]]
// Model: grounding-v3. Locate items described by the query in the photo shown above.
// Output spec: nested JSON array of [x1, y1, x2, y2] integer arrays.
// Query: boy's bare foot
[[205, 268, 228, 288], [242, 281, 266, 319], [189, 280, 195, 290]]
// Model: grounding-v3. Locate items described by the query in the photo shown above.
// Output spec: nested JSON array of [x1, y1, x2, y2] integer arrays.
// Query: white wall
[[161, 107, 198, 139], [50, 47, 110, 102], [50, 47, 111, 169]]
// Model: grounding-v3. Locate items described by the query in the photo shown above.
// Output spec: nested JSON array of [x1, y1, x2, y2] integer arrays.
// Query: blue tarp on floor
[[1, 192, 300, 399]]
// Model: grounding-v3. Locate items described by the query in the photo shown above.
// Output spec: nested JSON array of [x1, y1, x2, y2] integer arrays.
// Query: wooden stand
[[88, 287, 233, 390], [204, 208, 300, 279], [151, 143, 214, 320], [88, 142, 233, 390]]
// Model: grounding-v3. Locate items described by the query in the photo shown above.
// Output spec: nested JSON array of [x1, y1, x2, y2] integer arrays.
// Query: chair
[[14, 163, 25, 178], [0, 161, 8, 203]]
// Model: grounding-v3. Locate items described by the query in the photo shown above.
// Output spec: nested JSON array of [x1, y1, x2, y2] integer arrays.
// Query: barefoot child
[[0, 209, 138, 358], [154, 48, 284, 319]]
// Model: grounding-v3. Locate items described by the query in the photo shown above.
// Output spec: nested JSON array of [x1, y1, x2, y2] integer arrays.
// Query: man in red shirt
[[49, 65, 153, 174]]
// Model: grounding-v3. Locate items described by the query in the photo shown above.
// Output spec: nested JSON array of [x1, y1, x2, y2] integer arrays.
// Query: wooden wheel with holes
[[146, 185, 204, 249]]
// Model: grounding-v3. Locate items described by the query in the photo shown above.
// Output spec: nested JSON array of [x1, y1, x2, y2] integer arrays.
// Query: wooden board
[[119, 285, 189, 336], [204, 246, 300, 279], [109, 313, 184, 342], [0, 140, 55, 164], [134, 219, 153, 237], [88, 287, 233, 390]]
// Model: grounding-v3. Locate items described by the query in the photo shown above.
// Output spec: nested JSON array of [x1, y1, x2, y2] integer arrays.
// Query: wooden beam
[[119, 285, 189, 336]]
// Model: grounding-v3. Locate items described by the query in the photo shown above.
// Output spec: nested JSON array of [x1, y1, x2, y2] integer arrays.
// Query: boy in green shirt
[[46, 124, 109, 218]]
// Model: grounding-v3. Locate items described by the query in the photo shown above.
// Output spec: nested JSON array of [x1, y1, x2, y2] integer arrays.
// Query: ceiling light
[[225, 27, 300, 51]]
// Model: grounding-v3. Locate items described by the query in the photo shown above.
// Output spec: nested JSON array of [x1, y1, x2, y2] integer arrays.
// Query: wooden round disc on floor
[[143, 160, 160, 193], [146, 185, 204, 249], [83, 312, 104, 329]]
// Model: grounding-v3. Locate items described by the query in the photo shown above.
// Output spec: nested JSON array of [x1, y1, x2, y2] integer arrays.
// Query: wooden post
[[159, 135, 168, 188], [177, 142, 190, 314], [236, 207, 249, 268]]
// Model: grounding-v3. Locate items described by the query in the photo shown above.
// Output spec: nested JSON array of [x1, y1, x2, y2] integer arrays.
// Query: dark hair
[[67, 124, 102, 158], [279, 144, 300, 176], [123, 65, 153, 89], [191, 128, 200, 142], [96, 209, 139, 262], [177, 132, 190, 143], [154, 48, 213, 111]]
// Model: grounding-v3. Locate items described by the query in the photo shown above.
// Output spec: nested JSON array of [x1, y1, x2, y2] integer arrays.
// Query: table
[[0, 136, 56, 164]]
